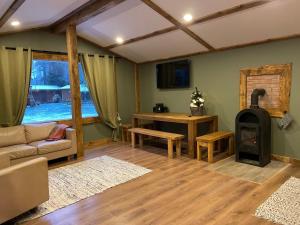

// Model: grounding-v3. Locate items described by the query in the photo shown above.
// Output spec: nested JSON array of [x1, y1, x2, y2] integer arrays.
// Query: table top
[[132, 112, 217, 123]]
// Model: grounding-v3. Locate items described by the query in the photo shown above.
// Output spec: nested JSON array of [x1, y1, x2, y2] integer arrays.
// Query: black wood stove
[[235, 89, 271, 167]]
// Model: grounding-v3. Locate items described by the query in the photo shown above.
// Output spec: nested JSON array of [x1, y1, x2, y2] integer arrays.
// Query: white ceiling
[[0, 0, 90, 33], [78, 0, 173, 47], [152, 0, 255, 24], [111, 30, 208, 63], [189, 0, 300, 49], [0, 0, 299, 63], [0, 0, 13, 18]]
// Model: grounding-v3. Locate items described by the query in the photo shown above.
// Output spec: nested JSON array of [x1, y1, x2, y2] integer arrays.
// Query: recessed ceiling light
[[116, 37, 124, 44], [11, 20, 20, 27], [183, 14, 193, 22]]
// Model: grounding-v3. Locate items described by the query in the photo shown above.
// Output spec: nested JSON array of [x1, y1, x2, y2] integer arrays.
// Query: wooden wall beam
[[134, 64, 141, 113], [0, 0, 26, 28], [141, 0, 214, 50], [51, 0, 126, 33], [66, 24, 84, 157]]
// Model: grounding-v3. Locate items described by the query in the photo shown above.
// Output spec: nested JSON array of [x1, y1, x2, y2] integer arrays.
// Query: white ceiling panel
[[111, 30, 207, 63], [189, 0, 300, 49], [152, 0, 255, 23], [78, 0, 173, 47], [0, 0, 90, 33], [0, 0, 13, 18]]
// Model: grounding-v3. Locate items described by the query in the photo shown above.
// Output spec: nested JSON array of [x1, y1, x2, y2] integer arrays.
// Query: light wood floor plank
[[18, 143, 299, 225]]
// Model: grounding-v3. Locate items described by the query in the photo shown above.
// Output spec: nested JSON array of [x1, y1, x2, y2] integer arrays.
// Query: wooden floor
[[23, 143, 300, 225]]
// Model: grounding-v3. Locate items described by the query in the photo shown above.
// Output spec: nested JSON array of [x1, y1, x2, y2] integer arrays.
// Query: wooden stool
[[196, 131, 234, 163], [120, 124, 132, 142]]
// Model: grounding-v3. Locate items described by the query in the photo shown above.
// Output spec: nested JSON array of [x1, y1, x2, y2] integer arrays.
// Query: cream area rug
[[206, 156, 289, 184], [255, 177, 300, 225], [15, 156, 151, 224]]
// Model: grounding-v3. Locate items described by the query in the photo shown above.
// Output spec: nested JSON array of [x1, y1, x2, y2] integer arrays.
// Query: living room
[[0, 0, 299, 225]]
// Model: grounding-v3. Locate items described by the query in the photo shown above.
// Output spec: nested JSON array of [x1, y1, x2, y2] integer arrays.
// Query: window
[[22, 57, 98, 123]]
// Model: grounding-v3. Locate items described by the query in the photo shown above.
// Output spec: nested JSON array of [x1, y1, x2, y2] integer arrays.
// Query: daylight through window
[[22, 59, 98, 123]]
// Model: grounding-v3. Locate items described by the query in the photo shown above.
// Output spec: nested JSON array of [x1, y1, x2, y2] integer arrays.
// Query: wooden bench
[[128, 128, 184, 159], [196, 131, 234, 163]]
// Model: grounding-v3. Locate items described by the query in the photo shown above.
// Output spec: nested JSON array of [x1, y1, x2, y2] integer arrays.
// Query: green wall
[[139, 38, 300, 159], [0, 30, 135, 142]]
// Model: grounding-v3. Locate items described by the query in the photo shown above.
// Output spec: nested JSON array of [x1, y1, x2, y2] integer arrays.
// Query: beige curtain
[[81, 54, 118, 129], [0, 47, 32, 127]]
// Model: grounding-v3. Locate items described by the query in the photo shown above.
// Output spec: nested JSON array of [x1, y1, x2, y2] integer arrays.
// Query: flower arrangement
[[190, 87, 205, 108]]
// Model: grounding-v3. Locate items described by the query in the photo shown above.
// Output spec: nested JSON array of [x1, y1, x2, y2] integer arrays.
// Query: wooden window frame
[[240, 64, 292, 118], [31, 51, 101, 125]]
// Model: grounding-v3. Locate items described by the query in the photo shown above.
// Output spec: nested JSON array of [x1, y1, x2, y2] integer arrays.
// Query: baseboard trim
[[84, 138, 112, 150], [272, 154, 300, 166]]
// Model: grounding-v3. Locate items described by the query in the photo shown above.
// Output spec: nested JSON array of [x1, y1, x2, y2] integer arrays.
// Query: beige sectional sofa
[[0, 122, 77, 165], [0, 152, 49, 224]]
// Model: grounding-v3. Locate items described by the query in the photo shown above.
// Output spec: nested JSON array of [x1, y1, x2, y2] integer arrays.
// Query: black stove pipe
[[250, 89, 266, 109]]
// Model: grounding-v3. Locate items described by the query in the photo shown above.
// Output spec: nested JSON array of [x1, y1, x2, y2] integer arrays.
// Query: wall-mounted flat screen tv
[[156, 59, 190, 89]]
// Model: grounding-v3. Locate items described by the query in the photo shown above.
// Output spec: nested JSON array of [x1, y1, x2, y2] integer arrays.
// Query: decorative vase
[[190, 106, 205, 116]]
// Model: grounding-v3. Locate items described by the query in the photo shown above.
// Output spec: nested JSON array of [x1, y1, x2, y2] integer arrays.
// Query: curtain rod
[[4, 47, 119, 59]]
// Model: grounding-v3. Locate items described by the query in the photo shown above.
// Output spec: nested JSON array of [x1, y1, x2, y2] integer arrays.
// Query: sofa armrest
[[66, 128, 77, 154], [0, 157, 49, 224], [0, 151, 10, 170]]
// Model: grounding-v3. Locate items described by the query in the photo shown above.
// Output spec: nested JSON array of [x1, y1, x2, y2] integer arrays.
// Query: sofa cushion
[[30, 140, 72, 154], [24, 122, 56, 143], [0, 126, 27, 148], [0, 144, 37, 159]]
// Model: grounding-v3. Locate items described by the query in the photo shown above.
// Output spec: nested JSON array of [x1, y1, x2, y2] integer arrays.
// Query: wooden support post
[[134, 64, 141, 113], [66, 24, 84, 157], [167, 139, 174, 159]]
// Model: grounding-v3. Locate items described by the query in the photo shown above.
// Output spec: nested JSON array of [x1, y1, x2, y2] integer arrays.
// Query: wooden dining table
[[132, 112, 218, 158]]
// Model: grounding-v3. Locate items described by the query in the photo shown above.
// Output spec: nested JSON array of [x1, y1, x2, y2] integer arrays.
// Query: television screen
[[156, 60, 190, 89]]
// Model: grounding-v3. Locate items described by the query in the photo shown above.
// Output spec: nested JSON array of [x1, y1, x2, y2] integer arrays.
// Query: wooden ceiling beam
[[106, 26, 178, 49], [0, 0, 26, 28], [50, 0, 126, 33], [107, 0, 271, 50], [139, 33, 300, 65], [190, 0, 271, 26], [141, 0, 215, 51], [79, 36, 137, 64]]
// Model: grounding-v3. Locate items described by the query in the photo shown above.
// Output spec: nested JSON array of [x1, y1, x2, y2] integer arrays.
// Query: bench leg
[[167, 139, 174, 159], [139, 134, 144, 148], [208, 142, 214, 163], [197, 142, 202, 161], [131, 132, 136, 148], [176, 140, 181, 157], [228, 136, 234, 155]]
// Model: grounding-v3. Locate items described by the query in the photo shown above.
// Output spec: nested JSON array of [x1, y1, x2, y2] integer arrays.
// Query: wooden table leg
[[228, 135, 234, 155], [132, 117, 139, 128], [131, 132, 136, 148], [188, 121, 197, 158], [208, 142, 214, 163], [121, 128, 126, 142], [176, 140, 181, 157], [209, 116, 218, 132], [167, 139, 174, 159], [139, 134, 144, 147]]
